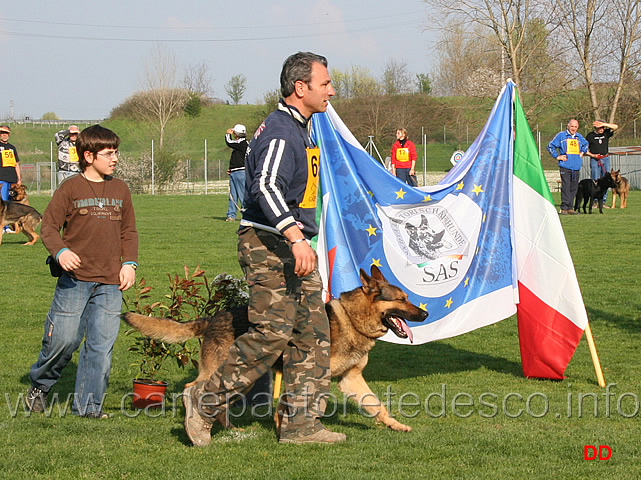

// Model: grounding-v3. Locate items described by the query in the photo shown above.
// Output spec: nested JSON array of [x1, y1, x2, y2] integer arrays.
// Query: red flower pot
[[132, 379, 168, 409]]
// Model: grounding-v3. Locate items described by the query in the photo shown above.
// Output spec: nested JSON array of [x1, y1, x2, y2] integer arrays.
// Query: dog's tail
[[122, 312, 205, 343]]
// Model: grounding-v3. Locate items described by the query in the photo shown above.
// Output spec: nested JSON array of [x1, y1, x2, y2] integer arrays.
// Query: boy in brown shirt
[[27, 125, 138, 418]]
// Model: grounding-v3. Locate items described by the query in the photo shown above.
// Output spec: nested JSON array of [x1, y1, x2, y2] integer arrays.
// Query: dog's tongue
[[401, 320, 414, 344]]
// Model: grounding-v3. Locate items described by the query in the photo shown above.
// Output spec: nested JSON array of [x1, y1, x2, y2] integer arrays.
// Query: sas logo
[[378, 193, 481, 298]]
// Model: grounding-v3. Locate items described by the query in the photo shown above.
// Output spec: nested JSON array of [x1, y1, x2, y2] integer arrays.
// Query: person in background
[[586, 119, 618, 207], [0, 125, 22, 233], [547, 119, 589, 215], [224, 124, 248, 222], [390, 128, 417, 185], [55, 125, 81, 186]]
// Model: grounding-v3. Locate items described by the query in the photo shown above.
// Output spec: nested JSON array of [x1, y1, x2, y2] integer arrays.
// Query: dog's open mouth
[[384, 315, 414, 343]]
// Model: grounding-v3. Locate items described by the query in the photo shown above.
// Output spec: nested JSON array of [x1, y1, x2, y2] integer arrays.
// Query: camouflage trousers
[[194, 226, 331, 438]]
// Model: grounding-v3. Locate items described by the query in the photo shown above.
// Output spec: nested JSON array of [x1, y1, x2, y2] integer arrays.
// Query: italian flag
[[512, 89, 588, 379]]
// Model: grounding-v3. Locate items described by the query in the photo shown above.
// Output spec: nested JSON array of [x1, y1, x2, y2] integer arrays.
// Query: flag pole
[[272, 370, 283, 400], [584, 322, 605, 387]]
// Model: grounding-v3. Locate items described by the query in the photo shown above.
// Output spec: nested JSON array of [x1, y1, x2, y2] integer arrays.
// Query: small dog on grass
[[574, 174, 617, 214], [610, 170, 630, 209]]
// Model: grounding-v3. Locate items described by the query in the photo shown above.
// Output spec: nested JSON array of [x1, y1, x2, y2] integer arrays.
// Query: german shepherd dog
[[8, 183, 30, 234], [9, 183, 29, 205], [574, 174, 617, 214], [123, 265, 428, 432], [611, 169, 630, 209], [0, 199, 42, 245]]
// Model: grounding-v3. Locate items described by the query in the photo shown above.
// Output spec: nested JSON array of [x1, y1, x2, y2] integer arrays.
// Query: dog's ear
[[359, 268, 381, 296], [370, 264, 385, 282]]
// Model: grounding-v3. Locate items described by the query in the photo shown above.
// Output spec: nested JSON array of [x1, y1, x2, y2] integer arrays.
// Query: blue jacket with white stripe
[[241, 100, 320, 239]]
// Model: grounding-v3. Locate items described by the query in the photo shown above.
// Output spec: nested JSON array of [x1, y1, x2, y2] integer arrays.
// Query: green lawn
[[1, 193, 639, 479]]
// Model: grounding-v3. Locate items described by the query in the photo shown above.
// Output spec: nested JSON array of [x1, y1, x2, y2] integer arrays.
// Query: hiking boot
[[26, 386, 47, 413], [567, 209, 579, 215], [279, 428, 347, 444], [182, 386, 212, 447]]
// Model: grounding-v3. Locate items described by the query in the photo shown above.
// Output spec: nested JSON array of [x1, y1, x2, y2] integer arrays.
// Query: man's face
[[568, 121, 579, 135], [0, 131, 9, 143], [301, 62, 335, 116]]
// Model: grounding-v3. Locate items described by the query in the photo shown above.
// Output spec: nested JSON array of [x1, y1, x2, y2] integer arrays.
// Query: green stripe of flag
[[513, 92, 554, 204]]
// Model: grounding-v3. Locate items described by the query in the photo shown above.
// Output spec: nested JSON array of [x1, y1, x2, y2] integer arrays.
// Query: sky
[[0, 1, 437, 121]]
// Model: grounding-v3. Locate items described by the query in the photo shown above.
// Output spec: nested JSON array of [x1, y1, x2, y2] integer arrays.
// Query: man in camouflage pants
[[183, 52, 343, 446]]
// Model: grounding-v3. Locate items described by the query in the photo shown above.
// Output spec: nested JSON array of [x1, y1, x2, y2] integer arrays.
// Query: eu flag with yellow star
[[312, 81, 589, 382], [312, 86, 518, 345]]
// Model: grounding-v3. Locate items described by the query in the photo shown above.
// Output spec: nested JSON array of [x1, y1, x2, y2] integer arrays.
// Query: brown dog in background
[[8, 183, 30, 234], [9, 183, 29, 205], [0, 199, 42, 245], [611, 170, 630, 209], [123, 265, 428, 432]]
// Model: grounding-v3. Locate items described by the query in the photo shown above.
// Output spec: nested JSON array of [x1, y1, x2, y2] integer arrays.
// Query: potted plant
[[124, 266, 248, 409]]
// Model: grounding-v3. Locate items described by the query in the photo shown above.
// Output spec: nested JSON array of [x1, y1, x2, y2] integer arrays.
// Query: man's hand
[[283, 226, 315, 277], [291, 241, 316, 277]]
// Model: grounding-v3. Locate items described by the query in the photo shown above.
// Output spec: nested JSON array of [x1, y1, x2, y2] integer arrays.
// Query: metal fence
[[17, 145, 641, 197]]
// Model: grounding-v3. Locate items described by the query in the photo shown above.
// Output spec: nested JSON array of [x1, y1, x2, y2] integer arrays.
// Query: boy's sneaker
[[26, 386, 47, 413], [3, 226, 15, 234]]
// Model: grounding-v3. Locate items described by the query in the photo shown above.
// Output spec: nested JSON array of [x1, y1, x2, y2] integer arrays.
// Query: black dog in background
[[574, 174, 617, 214]]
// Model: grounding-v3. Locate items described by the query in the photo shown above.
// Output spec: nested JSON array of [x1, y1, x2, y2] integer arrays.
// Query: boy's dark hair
[[280, 52, 328, 98], [76, 124, 120, 171]]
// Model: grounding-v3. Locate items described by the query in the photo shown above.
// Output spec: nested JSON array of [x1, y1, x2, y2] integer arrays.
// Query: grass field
[[2, 193, 640, 479]]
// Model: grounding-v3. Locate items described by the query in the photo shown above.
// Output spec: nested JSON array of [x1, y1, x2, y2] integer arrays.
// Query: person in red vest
[[390, 128, 417, 186]]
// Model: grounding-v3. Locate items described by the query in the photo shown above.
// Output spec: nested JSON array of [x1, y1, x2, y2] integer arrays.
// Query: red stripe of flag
[[517, 282, 585, 379]]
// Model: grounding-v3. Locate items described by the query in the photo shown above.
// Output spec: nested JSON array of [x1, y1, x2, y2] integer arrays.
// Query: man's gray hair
[[280, 52, 328, 98]]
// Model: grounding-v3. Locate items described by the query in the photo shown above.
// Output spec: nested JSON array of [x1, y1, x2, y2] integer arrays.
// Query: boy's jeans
[[29, 274, 122, 416], [226, 169, 246, 219]]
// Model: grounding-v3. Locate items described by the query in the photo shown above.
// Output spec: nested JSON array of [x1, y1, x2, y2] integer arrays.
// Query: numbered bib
[[396, 147, 410, 163], [566, 138, 579, 155], [1, 149, 16, 167], [299, 147, 320, 209], [68, 146, 79, 163]]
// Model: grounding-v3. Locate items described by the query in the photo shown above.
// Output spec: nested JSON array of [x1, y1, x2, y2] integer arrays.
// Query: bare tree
[[605, 0, 641, 122], [137, 44, 188, 148], [225, 74, 247, 105], [553, 0, 609, 117], [432, 22, 502, 96], [545, 0, 641, 121], [424, 0, 559, 92], [381, 59, 414, 95], [331, 65, 382, 99], [183, 61, 213, 99]]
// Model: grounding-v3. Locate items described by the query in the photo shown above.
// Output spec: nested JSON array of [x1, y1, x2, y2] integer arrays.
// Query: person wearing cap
[[55, 125, 81, 185], [224, 124, 248, 221], [0, 125, 22, 202], [586, 119, 618, 206]]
